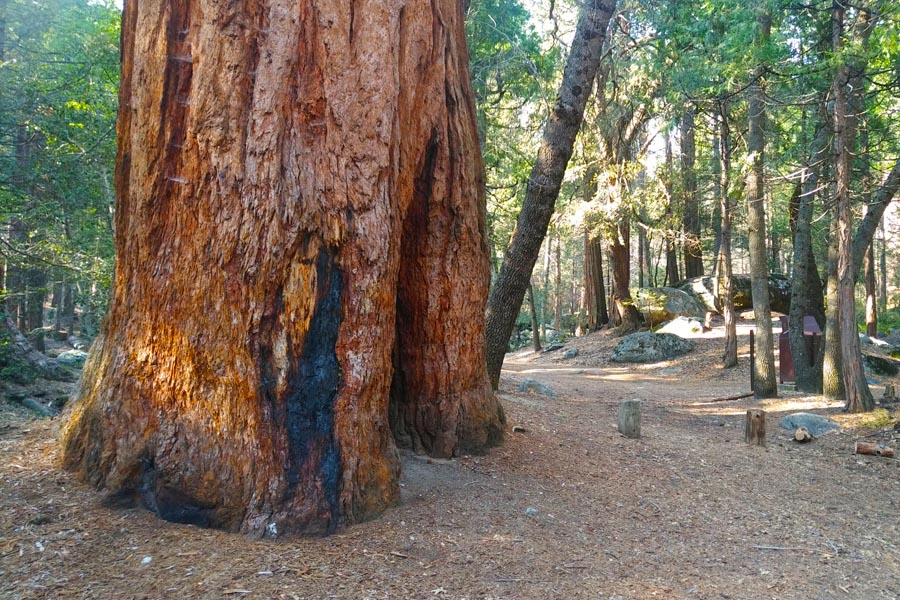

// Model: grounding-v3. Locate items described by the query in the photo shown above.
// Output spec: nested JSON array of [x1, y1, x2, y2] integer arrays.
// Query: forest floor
[[2, 321, 900, 600]]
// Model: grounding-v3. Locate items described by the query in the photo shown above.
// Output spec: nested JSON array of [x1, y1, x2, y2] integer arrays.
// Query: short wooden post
[[618, 399, 641, 439], [884, 384, 896, 399], [744, 409, 766, 446], [749, 330, 756, 393]]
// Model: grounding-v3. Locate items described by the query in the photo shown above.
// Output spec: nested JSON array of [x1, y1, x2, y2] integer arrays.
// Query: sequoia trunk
[[584, 231, 609, 331], [62, 0, 502, 535]]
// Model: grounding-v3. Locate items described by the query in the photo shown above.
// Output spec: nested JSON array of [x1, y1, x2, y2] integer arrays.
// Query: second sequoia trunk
[[62, 0, 503, 536]]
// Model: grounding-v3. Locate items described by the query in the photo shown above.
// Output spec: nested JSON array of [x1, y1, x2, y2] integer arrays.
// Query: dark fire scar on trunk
[[284, 248, 344, 531]]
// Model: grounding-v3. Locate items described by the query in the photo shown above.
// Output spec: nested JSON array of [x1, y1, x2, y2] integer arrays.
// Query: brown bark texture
[[832, 1, 873, 412], [61, 0, 503, 536], [484, 0, 617, 389], [745, 15, 777, 399], [584, 231, 609, 331], [609, 217, 642, 331]]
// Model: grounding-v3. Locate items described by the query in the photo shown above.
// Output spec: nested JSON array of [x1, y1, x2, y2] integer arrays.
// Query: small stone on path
[[518, 378, 557, 397]]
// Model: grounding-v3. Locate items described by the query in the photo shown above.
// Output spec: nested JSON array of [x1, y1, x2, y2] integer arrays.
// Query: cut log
[[744, 409, 766, 446], [792, 427, 813, 443], [617, 399, 641, 439], [855, 441, 895, 458]]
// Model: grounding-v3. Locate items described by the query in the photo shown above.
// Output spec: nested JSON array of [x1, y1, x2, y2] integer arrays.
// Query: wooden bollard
[[884, 384, 896, 399], [618, 399, 641, 439], [744, 409, 766, 446]]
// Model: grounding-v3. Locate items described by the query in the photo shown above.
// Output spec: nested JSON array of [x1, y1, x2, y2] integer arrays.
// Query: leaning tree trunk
[[484, 0, 617, 389], [745, 11, 777, 398], [62, 0, 503, 536]]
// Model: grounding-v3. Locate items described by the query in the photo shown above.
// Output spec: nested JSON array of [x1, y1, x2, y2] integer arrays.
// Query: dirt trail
[[2, 328, 899, 599]]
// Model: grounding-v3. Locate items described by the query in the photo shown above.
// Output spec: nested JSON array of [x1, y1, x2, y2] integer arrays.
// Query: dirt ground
[[2, 322, 900, 600]]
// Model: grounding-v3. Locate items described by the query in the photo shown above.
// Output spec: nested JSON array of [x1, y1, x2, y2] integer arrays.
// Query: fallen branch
[[704, 391, 754, 403], [752, 545, 808, 552]]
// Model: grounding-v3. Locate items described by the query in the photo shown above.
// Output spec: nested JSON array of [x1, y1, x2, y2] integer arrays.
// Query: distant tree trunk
[[609, 217, 642, 331], [484, 0, 617, 389], [541, 236, 551, 340], [716, 103, 737, 368], [711, 121, 723, 262], [584, 230, 609, 331], [527, 283, 541, 351], [681, 104, 702, 278], [664, 132, 680, 286], [62, 0, 503, 535], [880, 220, 887, 313], [865, 243, 877, 336], [637, 214, 647, 289], [789, 117, 828, 392], [23, 268, 46, 332], [832, 0, 873, 412], [746, 10, 777, 398], [554, 233, 562, 333]]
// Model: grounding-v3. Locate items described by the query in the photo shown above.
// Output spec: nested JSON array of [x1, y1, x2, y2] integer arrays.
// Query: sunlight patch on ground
[[680, 395, 844, 417]]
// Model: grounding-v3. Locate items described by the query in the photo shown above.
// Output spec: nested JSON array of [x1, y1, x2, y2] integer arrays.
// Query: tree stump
[[618, 399, 641, 439], [884, 384, 896, 400], [744, 409, 766, 446]]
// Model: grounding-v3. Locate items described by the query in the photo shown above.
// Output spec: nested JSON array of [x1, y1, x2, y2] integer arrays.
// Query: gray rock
[[634, 287, 705, 326], [860, 334, 890, 347], [778, 412, 840, 436], [883, 328, 900, 347], [656, 316, 704, 338], [525, 507, 539, 516], [563, 348, 578, 359], [675, 273, 792, 314], [610, 332, 695, 364], [862, 353, 900, 376], [518, 378, 557, 397], [56, 349, 88, 366]]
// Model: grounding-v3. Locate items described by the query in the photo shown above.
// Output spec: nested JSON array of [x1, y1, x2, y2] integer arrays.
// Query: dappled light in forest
[[3, 0, 900, 595]]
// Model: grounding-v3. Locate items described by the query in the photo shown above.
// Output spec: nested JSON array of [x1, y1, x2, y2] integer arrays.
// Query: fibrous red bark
[[62, 0, 503, 535]]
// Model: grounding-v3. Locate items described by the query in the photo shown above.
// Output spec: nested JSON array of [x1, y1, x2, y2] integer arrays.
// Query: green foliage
[[1, 0, 120, 331], [466, 0, 561, 267]]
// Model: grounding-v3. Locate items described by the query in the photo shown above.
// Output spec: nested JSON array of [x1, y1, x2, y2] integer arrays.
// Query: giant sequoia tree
[[61, 0, 504, 535]]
